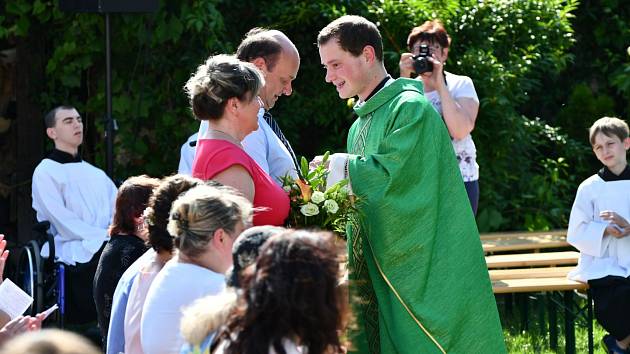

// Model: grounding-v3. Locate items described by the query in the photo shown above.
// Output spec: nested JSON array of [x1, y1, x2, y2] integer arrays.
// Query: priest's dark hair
[[108, 175, 160, 236], [236, 28, 283, 71], [144, 174, 205, 254], [44, 105, 77, 128], [211, 230, 348, 354], [589, 116, 630, 146], [317, 15, 383, 62], [183, 54, 264, 121]]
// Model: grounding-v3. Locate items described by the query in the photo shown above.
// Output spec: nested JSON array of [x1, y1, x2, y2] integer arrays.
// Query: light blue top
[[105, 249, 155, 354]]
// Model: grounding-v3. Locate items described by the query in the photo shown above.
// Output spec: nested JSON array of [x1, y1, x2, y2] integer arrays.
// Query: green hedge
[[2, 0, 619, 232]]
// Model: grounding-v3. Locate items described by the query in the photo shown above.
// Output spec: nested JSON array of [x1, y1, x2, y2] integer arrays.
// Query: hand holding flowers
[[281, 152, 356, 238]]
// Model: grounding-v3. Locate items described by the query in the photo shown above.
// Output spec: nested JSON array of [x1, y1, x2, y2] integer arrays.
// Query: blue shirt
[[105, 249, 155, 354]]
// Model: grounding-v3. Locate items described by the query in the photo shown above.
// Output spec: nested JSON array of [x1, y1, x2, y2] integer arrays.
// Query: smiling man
[[189, 28, 301, 184], [31, 105, 117, 329], [317, 15, 505, 353]]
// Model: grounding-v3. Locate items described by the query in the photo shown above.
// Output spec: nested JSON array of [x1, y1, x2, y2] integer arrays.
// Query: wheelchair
[[14, 220, 65, 328]]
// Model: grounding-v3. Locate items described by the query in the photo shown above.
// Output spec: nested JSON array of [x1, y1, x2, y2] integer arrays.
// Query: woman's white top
[[140, 259, 226, 354], [424, 71, 479, 182]]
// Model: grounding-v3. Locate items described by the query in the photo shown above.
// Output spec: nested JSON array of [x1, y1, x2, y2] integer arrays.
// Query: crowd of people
[[0, 13, 628, 354]]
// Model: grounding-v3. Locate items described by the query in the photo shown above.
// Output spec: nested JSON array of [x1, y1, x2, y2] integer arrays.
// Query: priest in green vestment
[[316, 15, 506, 353]]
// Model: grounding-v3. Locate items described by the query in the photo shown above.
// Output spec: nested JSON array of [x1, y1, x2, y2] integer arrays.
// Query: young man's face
[[319, 40, 371, 100], [258, 51, 299, 110], [47, 108, 83, 152], [592, 132, 630, 171]]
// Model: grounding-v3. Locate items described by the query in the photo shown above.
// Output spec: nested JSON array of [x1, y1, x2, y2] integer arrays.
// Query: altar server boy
[[31, 105, 117, 326], [567, 116, 630, 354]]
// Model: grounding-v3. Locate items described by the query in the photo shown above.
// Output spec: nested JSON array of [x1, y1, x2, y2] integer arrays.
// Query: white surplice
[[32, 158, 117, 265], [567, 174, 630, 282]]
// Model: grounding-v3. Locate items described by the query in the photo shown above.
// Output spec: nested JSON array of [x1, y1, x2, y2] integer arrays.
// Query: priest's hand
[[309, 155, 330, 170]]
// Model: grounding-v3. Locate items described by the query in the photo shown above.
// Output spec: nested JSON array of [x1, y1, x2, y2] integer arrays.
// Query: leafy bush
[[365, 0, 584, 231], [1, 0, 599, 231]]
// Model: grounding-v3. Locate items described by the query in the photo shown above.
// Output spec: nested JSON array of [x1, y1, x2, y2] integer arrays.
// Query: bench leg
[[537, 294, 545, 335], [548, 293, 558, 350], [516, 293, 530, 331], [564, 291, 575, 354]]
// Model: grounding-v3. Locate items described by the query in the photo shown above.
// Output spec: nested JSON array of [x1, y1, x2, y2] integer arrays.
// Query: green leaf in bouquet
[[300, 156, 309, 178], [322, 151, 330, 163]]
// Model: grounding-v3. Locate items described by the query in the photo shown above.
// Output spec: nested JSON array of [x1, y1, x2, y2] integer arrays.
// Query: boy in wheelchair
[[30, 106, 117, 332]]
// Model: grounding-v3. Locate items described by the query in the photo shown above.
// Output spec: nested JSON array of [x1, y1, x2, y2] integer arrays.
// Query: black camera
[[412, 44, 433, 74]]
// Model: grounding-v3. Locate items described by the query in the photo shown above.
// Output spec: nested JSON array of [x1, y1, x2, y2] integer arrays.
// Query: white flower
[[311, 191, 325, 204], [283, 185, 292, 192], [323, 199, 339, 214], [300, 202, 320, 216]]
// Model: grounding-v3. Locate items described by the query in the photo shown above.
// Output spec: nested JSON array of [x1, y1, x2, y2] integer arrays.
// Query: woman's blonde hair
[[183, 54, 264, 121], [168, 185, 252, 257], [0, 329, 101, 354]]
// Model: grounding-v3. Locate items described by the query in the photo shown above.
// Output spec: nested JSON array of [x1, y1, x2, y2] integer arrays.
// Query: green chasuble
[[346, 78, 505, 354]]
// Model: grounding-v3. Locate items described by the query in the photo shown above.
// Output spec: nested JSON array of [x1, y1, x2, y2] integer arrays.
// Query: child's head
[[588, 117, 630, 171]]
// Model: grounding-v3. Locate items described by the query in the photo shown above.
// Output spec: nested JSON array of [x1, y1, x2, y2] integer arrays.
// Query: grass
[[497, 292, 608, 353]]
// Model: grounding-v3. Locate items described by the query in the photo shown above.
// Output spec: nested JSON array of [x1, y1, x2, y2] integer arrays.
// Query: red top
[[192, 139, 289, 226]]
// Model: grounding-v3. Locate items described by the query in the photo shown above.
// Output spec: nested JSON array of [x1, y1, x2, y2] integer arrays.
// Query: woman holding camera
[[399, 19, 480, 215]]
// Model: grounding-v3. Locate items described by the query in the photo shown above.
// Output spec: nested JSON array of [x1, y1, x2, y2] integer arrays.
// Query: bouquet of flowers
[[281, 152, 356, 238]]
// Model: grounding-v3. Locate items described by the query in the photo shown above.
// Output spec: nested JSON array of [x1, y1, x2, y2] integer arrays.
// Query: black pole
[[105, 12, 113, 177]]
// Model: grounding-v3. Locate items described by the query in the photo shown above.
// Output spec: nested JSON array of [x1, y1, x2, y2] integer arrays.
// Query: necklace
[[204, 128, 242, 148]]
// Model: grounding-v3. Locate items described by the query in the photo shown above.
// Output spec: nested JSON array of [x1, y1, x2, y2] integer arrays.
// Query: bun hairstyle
[[183, 54, 265, 121], [144, 175, 205, 253], [168, 185, 253, 258]]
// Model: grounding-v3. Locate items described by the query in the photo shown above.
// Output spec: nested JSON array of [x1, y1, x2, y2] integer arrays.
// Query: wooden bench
[[485, 251, 591, 354], [489, 266, 575, 281], [485, 251, 579, 269], [481, 229, 569, 253]]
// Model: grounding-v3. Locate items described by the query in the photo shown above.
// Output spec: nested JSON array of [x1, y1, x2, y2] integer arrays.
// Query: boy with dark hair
[[567, 116, 630, 354], [32, 105, 117, 328], [316, 15, 505, 354]]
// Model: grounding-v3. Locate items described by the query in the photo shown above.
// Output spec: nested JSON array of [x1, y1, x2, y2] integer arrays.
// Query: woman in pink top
[[185, 54, 289, 226]]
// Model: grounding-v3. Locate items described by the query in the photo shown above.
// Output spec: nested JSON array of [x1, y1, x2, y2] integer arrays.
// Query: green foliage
[[366, 0, 581, 231], [1, 0, 607, 231], [557, 84, 616, 139]]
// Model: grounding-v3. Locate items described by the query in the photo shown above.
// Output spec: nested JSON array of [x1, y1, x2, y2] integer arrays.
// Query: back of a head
[[0, 329, 101, 354], [407, 19, 451, 50], [183, 54, 264, 121], [109, 175, 160, 236], [317, 15, 383, 62], [589, 116, 630, 145], [227, 230, 343, 353], [168, 184, 253, 258], [227, 225, 286, 287], [144, 174, 205, 253]]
